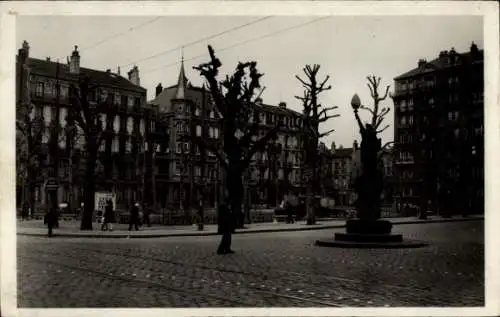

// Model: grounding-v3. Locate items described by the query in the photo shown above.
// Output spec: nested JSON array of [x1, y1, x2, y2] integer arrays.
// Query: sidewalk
[[17, 215, 483, 239]]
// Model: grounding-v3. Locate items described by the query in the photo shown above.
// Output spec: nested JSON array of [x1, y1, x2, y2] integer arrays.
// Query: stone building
[[331, 141, 359, 207], [392, 43, 484, 216], [16, 41, 152, 213], [149, 64, 307, 212]]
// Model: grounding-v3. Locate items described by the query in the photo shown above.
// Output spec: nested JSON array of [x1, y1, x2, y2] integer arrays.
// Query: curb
[[17, 217, 483, 239]]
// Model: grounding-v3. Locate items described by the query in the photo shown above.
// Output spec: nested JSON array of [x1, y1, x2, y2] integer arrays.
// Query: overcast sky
[[17, 15, 483, 149]]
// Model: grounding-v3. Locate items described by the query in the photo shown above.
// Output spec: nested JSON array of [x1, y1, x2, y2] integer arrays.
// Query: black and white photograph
[[1, 1, 499, 317]]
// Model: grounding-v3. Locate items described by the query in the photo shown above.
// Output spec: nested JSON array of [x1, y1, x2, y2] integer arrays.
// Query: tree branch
[[377, 124, 390, 133], [318, 106, 338, 118], [242, 123, 281, 167], [318, 113, 340, 123], [319, 128, 335, 138], [295, 75, 312, 89], [189, 135, 228, 169]]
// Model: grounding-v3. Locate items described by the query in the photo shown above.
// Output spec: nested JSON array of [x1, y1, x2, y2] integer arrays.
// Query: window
[[113, 116, 120, 132], [400, 116, 407, 126], [209, 110, 214, 119], [59, 108, 67, 128], [127, 96, 134, 108], [195, 107, 200, 116], [99, 140, 105, 152], [175, 162, 181, 175], [126, 117, 133, 134], [428, 97, 434, 105], [177, 123, 184, 133], [448, 111, 459, 121], [208, 127, 214, 138], [121, 95, 128, 107], [400, 100, 407, 111], [454, 128, 460, 139], [114, 93, 121, 105], [135, 97, 141, 108], [36, 82, 44, 97], [42, 129, 49, 144], [196, 125, 202, 137], [125, 139, 132, 153], [408, 115, 414, 126], [112, 137, 119, 153], [214, 127, 219, 138], [178, 105, 184, 113], [100, 113, 107, 130], [139, 119, 145, 136], [176, 142, 182, 153], [43, 106, 52, 126], [183, 142, 190, 153], [59, 133, 66, 149], [195, 166, 201, 177]]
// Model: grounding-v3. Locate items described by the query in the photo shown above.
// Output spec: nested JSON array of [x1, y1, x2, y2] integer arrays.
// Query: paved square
[[17, 221, 484, 307]]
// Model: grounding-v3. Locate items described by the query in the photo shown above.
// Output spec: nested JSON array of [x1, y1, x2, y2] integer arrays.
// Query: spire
[[175, 53, 188, 100]]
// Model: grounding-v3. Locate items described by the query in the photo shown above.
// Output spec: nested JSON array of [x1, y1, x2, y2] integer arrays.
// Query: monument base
[[315, 219, 428, 249]]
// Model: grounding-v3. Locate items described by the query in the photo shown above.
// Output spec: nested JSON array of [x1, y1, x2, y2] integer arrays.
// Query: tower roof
[[175, 58, 189, 99]]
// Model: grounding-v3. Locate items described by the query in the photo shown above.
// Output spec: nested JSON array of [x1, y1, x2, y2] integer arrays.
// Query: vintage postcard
[[1, 1, 499, 317]]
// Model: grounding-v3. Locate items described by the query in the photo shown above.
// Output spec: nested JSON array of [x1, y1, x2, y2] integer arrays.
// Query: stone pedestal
[[315, 219, 428, 249]]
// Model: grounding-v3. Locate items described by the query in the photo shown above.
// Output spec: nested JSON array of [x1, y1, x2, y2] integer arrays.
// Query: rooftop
[[394, 44, 483, 81], [25, 57, 146, 93]]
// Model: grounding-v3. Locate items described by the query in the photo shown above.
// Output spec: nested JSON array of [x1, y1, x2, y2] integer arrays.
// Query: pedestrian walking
[[217, 197, 234, 255], [45, 208, 57, 237], [128, 202, 140, 231], [101, 200, 115, 231], [21, 202, 29, 221]]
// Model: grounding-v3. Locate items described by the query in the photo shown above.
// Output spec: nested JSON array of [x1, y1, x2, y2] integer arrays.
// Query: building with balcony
[[392, 42, 484, 216], [149, 64, 308, 212], [149, 61, 222, 211], [16, 41, 152, 213]]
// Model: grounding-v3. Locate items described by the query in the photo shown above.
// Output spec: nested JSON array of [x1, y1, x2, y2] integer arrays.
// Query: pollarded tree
[[68, 76, 113, 230], [192, 45, 282, 230], [295, 65, 339, 225], [16, 102, 44, 212]]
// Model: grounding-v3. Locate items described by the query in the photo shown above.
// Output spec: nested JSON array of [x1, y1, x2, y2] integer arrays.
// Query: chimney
[[439, 50, 448, 59], [470, 42, 479, 56], [46, 57, 51, 62], [69, 45, 80, 74], [18, 40, 30, 64], [353, 140, 359, 150], [278, 102, 287, 108], [155, 83, 163, 97], [128, 65, 140, 86], [418, 59, 426, 68], [106, 69, 111, 73], [331, 141, 336, 151], [117, 66, 121, 76]]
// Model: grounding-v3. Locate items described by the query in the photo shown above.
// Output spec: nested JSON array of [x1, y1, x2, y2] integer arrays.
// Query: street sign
[[44, 177, 59, 191]]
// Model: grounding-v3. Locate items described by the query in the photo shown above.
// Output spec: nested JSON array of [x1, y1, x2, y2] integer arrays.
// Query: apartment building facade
[[16, 41, 152, 213], [392, 43, 484, 216]]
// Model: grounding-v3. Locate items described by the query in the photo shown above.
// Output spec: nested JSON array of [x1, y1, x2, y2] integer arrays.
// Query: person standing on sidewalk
[[102, 200, 115, 231], [45, 207, 57, 237], [217, 197, 234, 255], [128, 203, 140, 231]]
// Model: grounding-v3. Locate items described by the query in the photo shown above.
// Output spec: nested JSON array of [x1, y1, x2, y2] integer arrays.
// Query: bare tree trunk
[[80, 146, 97, 230]]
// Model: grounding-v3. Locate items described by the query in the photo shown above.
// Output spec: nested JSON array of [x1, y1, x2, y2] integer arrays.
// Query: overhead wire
[[120, 16, 273, 69], [141, 16, 331, 75], [80, 17, 164, 52]]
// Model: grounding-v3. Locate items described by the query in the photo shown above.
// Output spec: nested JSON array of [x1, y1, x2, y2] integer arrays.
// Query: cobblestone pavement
[[17, 221, 484, 307]]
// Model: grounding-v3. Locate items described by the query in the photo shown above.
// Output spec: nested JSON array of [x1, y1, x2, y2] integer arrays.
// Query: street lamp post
[[343, 94, 392, 234]]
